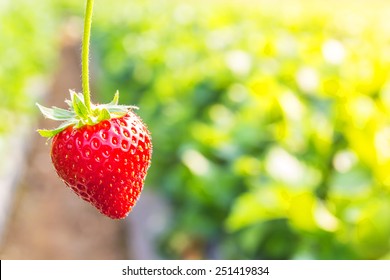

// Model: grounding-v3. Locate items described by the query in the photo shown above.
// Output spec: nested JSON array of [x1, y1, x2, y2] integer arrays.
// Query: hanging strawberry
[[36, 0, 152, 219]]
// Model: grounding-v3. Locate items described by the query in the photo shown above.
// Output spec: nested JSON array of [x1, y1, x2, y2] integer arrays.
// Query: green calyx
[[36, 1, 135, 139], [37, 90, 137, 138]]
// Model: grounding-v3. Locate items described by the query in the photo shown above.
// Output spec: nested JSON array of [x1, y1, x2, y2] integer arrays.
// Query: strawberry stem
[[36, 0, 137, 139], [82, 0, 94, 112]]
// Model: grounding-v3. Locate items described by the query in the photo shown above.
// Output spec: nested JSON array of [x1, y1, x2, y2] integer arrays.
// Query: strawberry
[[37, 0, 152, 219], [37, 91, 152, 219]]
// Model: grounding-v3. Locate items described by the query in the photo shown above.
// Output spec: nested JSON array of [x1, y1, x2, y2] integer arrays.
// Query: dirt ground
[[0, 27, 128, 260]]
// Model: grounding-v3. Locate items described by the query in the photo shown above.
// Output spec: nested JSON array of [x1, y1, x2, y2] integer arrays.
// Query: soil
[[0, 25, 128, 259]]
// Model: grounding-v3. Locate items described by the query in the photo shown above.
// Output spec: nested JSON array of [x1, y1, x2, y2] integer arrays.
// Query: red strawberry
[[37, 0, 152, 219], [51, 111, 151, 218], [37, 90, 152, 219]]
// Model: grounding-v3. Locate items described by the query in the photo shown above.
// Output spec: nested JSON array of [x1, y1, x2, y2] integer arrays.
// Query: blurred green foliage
[[0, 0, 59, 132], [3, 0, 390, 259], [90, 0, 390, 259]]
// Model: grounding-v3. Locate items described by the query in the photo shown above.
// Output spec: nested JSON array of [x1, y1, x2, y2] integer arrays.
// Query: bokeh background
[[2, 0, 390, 259]]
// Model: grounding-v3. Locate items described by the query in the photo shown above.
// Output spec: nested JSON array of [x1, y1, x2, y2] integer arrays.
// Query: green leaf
[[97, 108, 111, 122], [108, 90, 120, 105], [64, 99, 72, 107], [99, 104, 138, 113], [71, 90, 89, 118], [37, 120, 76, 138], [36, 103, 75, 121], [37, 129, 60, 138]]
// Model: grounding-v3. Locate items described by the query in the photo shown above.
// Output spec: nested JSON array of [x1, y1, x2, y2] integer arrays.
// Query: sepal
[[36, 90, 137, 139]]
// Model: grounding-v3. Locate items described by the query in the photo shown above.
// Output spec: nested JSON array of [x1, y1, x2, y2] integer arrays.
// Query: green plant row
[[91, 0, 390, 259]]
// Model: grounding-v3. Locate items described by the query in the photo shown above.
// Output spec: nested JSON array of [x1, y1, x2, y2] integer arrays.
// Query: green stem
[[82, 0, 94, 111]]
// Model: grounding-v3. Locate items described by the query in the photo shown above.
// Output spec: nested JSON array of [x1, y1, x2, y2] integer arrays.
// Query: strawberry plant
[[36, 0, 152, 219]]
